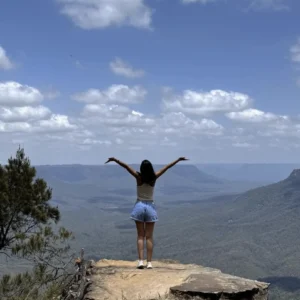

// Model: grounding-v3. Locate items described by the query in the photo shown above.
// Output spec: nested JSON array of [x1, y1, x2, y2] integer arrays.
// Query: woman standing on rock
[[105, 157, 188, 269]]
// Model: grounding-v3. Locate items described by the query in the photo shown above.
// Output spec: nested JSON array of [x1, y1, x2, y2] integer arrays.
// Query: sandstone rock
[[84, 260, 269, 300]]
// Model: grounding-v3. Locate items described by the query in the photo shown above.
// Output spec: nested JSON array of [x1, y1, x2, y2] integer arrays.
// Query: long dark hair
[[139, 160, 156, 185]]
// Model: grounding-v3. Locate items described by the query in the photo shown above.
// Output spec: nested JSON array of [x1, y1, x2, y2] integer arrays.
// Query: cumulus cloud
[[290, 38, 300, 63], [80, 99, 223, 137], [0, 46, 14, 70], [256, 121, 300, 138], [81, 103, 155, 128], [0, 81, 43, 106], [36, 114, 77, 132], [0, 81, 77, 134], [162, 88, 251, 115], [58, 0, 153, 30], [160, 112, 224, 136], [0, 114, 76, 133], [226, 108, 288, 123], [0, 121, 31, 133], [1, 79, 298, 163], [110, 57, 145, 78], [0, 106, 51, 122], [248, 0, 289, 11], [72, 84, 147, 104], [82, 103, 130, 118]]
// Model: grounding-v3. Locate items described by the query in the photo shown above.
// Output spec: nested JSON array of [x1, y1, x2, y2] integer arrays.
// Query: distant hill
[[167, 169, 300, 299], [49, 169, 300, 299], [36, 164, 222, 185], [34, 164, 263, 210], [197, 163, 300, 184], [2, 167, 300, 299]]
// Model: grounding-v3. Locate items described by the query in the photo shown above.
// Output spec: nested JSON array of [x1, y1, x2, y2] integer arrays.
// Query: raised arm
[[155, 157, 188, 179], [105, 157, 138, 179]]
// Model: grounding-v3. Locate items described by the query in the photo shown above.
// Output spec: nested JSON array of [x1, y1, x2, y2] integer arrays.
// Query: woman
[[105, 157, 188, 269]]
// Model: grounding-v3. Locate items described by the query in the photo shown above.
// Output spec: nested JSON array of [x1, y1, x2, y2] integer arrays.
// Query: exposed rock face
[[287, 169, 300, 184], [84, 260, 269, 300]]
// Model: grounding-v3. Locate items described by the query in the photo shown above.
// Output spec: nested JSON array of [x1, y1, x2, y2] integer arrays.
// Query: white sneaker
[[137, 260, 144, 269], [146, 262, 153, 269]]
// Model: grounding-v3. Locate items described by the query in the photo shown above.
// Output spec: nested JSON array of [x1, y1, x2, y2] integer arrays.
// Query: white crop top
[[137, 183, 154, 201]]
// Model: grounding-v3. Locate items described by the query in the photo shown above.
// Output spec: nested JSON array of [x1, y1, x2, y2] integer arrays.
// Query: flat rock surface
[[85, 260, 269, 300]]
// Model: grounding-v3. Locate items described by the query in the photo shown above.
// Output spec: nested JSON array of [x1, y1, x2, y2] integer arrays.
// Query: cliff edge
[[84, 260, 269, 300]]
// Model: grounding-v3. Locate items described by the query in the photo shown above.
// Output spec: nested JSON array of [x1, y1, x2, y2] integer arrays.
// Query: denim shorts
[[130, 201, 158, 223]]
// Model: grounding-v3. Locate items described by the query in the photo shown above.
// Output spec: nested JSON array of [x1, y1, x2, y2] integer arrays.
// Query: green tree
[[0, 147, 75, 300]]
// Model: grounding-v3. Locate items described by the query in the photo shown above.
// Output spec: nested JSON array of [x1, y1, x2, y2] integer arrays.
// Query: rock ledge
[[84, 260, 269, 300]]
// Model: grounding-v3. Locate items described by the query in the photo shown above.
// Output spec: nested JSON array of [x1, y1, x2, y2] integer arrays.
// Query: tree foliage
[[0, 148, 75, 300]]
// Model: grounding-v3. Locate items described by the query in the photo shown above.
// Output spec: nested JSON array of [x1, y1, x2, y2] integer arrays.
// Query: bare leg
[[135, 221, 145, 260], [145, 222, 155, 262]]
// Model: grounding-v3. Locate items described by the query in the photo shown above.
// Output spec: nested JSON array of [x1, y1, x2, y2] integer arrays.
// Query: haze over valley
[[2, 163, 300, 299]]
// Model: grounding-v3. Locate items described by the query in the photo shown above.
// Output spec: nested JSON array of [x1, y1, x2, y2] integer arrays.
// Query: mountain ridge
[[35, 164, 223, 184], [197, 163, 300, 184]]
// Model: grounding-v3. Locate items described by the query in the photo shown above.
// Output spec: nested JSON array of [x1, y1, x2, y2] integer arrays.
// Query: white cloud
[[0, 106, 51, 122], [162, 88, 251, 115], [82, 138, 111, 145], [115, 138, 124, 144], [75, 60, 84, 69], [180, 0, 289, 11], [0, 114, 76, 133], [78, 102, 224, 150], [82, 103, 130, 118], [0, 81, 77, 135], [296, 78, 300, 87], [129, 146, 142, 151], [0, 81, 43, 106], [248, 0, 289, 11], [1, 80, 299, 163], [160, 137, 177, 147], [110, 57, 145, 78], [44, 88, 61, 99], [257, 121, 300, 138], [160, 112, 224, 136], [290, 38, 300, 63], [233, 142, 259, 149], [0, 46, 14, 70], [37, 114, 77, 132], [181, 0, 216, 4], [132, 110, 144, 117], [58, 0, 153, 30], [0, 121, 31, 133], [73, 84, 147, 104], [226, 108, 288, 123], [81, 103, 155, 128]]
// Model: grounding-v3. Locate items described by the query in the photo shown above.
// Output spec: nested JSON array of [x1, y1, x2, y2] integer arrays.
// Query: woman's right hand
[[178, 157, 188, 161], [105, 157, 116, 164]]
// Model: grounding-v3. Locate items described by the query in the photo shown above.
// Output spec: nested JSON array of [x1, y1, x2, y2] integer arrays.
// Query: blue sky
[[0, 0, 300, 164]]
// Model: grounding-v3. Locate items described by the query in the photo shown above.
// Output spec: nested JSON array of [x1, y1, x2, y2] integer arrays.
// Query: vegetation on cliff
[[0, 147, 74, 300]]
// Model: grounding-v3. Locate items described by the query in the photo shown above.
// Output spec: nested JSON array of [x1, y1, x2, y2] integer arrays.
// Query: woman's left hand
[[105, 157, 116, 164]]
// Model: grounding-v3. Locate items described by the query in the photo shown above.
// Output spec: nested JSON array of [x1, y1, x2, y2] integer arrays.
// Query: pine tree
[[0, 147, 75, 300]]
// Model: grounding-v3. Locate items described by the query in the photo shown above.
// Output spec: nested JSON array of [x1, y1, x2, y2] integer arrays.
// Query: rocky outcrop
[[84, 260, 269, 300], [287, 169, 300, 184]]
